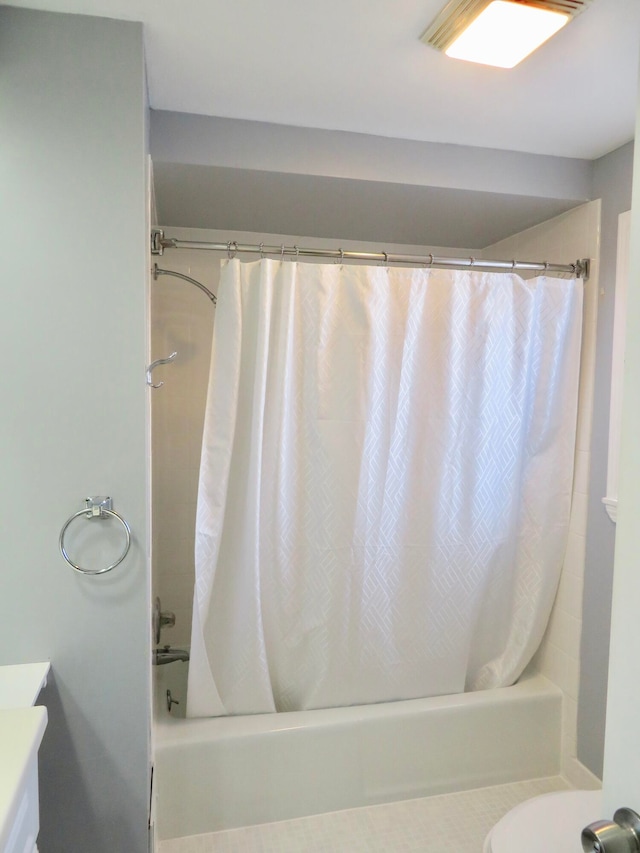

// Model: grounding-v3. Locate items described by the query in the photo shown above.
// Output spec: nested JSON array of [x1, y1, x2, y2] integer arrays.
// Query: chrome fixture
[[153, 646, 190, 666], [146, 351, 177, 389], [152, 262, 217, 305], [166, 689, 180, 712], [582, 806, 640, 852], [59, 496, 131, 575], [153, 596, 176, 645], [150, 228, 589, 280]]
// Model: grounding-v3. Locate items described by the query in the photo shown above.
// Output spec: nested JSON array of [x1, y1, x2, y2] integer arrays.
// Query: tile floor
[[157, 775, 570, 852]]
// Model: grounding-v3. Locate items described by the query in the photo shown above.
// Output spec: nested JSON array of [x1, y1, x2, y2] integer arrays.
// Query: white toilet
[[483, 789, 602, 852]]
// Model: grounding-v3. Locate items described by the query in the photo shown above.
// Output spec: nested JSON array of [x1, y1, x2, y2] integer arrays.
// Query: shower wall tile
[[569, 492, 589, 535], [555, 568, 584, 621], [574, 450, 590, 495], [576, 332, 597, 453], [583, 266, 599, 334], [154, 532, 193, 574], [485, 199, 601, 784], [564, 533, 587, 578], [563, 694, 579, 759], [151, 251, 217, 647], [547, 609, 582, 663], [539, 642, 578, 699], [563, 755, 602, 791]]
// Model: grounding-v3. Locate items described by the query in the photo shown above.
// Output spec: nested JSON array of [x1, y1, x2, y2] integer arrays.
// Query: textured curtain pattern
[[187, 259, 583, 717]]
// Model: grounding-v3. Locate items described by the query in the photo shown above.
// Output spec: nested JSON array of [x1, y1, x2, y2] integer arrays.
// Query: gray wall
[[150, 111, 592, 248], [578, 141, 635, 777], [0, 8, 150, 852], [150, 111, 592, 199]]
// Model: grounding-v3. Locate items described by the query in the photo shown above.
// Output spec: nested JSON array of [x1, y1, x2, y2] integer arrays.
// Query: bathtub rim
[[155, 669, 561, 745]]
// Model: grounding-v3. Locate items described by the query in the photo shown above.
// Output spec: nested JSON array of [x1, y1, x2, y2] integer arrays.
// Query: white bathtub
[[153, 664, 562, 841]]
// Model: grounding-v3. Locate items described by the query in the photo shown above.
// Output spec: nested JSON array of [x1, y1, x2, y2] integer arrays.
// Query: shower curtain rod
[[150, 229, 590, 280]]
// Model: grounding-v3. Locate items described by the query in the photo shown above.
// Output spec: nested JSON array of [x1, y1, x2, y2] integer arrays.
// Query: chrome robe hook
[[146, 352, 177, 388]]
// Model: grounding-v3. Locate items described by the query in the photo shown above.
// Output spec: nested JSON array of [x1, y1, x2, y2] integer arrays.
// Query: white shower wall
[[485, 199, 601, 790], [151, 245, 216, 646]]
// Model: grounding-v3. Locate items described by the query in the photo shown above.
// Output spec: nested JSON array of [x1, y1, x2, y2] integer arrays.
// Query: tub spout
[[153, 645, 190, 665]]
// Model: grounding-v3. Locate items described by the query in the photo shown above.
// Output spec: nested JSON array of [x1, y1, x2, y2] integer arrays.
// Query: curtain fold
[[187, 259, 583, 717]]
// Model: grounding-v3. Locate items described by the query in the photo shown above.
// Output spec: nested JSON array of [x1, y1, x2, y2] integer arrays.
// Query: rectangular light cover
[[445, 1, 569, 68]]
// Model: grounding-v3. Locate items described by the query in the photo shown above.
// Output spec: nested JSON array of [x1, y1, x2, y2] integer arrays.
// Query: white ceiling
[[6, 0, 640, 159]]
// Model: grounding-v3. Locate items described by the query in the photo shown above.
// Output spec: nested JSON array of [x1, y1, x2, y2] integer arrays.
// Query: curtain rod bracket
[[151, 228, 164, 255], [151, 228, 177, 256], [576, 258, 590, 280]]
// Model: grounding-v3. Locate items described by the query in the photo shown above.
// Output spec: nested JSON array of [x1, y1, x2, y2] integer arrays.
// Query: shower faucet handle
[[160, 611, 176, 629], [153, 596, 176, 645]]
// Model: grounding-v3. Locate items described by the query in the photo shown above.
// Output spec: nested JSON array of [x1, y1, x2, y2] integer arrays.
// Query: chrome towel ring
[[59, 496, 131, 575]]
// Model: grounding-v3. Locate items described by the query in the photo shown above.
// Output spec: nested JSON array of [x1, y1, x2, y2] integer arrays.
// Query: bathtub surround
[[486, 200, 601, 789], [151, 204, 599, 763], [0, 8, 150, 852]]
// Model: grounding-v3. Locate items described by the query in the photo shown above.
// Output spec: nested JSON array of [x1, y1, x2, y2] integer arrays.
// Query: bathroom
[[1, 3, 640, 852], [148, 207, 603, 851]]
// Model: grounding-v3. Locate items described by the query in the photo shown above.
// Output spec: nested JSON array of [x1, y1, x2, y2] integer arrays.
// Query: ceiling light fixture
[[421, 0, 590, 69]]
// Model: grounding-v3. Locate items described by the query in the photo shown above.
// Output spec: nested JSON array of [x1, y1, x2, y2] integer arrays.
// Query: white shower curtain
[[187, 259, 583, 718]]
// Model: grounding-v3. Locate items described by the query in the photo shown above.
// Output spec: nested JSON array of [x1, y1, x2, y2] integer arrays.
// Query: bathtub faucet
[[153, 645, 190, 665]]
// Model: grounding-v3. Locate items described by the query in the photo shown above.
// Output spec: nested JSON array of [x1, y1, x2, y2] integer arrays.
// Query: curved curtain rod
[[151, 229, 589, 280], [152, 263, 217, 305]]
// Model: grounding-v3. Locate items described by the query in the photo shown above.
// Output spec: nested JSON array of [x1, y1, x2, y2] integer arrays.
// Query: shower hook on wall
[[146, 352, 177, 388]]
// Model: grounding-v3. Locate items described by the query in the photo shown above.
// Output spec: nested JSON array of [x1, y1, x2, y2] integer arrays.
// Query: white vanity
[[0, 663, 50, 853]]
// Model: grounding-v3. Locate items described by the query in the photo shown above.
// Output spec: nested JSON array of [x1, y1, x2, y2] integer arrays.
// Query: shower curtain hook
[[428, 253, 434, 267], [259, 242, 265, 259], [280, 244, 285, 261], [339, 248, 344, 266], [226, 241, 232, 259], [382, 252, 388, 267], [294, 245, 299, 261]]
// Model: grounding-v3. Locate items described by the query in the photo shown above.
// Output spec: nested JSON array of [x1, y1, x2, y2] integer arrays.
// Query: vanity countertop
[[0, 662, 50, 709], [0, 705, 48, 850]]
